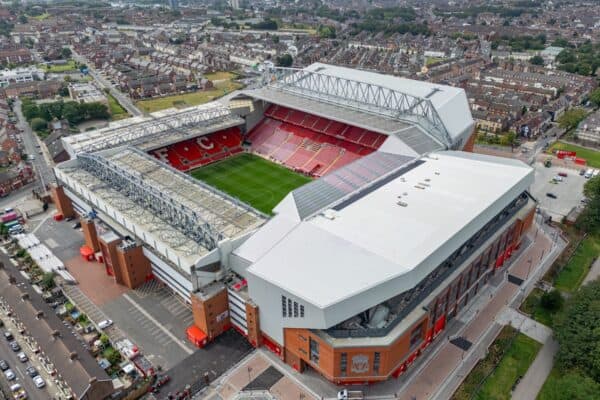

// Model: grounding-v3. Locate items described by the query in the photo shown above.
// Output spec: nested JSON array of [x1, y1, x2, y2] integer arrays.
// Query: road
[[12, 100, 55, 192], [71, 51, 142, 117]]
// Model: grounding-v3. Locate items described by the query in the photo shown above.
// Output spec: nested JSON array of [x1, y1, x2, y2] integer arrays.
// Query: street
[[0, 334, 50, 400], [12, 100, 56, 192], [71, 51, 142, 117]]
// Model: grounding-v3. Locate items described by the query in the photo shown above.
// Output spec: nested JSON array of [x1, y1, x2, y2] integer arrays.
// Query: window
[[340, 353, 347, 376], [410, 323, 423, 350], [281, 296, 287, 317], [288, 298, 292, 318], [300, 305, 305, 318], [293, 301, 298, 317], [373, 352, 380, 374], [309, 338, 319, 365]]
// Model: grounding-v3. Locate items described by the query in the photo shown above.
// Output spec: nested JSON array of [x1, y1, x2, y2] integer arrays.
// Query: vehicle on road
[[558, 172, 568, 177], [25, 366, 38, 377], [0, 359, 8, 371], [584, 168, 594, 178], [33, 375, 45, 388], [553, 175, 563, 182], [98, 319, 113, 330], [546, 193, 557, 199], [10, 341, 21, 352], [580, 169, 586, 176], [17, 352, 28, 362], [4, 368, 16, 380], [72, 222, 81, 229]]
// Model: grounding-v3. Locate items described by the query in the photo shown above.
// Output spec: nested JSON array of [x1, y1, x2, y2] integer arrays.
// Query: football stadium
[[52, 63, 536, 384]]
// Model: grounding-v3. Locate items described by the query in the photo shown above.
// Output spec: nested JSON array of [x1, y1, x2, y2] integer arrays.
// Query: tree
[[577, 175, 600, 233], [30, 117, 47, 132], [40, 272, 55, 289], [558, 108, 587, 131], [540, 371, 600, 400], [554, 280, 600, 381], [18, 14, 27, 24], [540, 289, 563, 311], [60, 47, 72, 59], [318, 25, 336, 39], [276, 53, 293, 67], [589, 88, 600, 108], [530, 55, 544, 65]]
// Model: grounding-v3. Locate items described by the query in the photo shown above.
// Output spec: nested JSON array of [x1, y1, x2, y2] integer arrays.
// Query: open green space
[[538, 368, 600, 400], [519, 288, 555, 327], [136, 81, 242, 113], [190, 153, 311, 214], [453, 326, 541, 400], [106, 93, 129, 120], [39, 59, 78, 73], [553, 235, 600, 292], [548, 141, 600, 169], [203, 71, 238, 81]]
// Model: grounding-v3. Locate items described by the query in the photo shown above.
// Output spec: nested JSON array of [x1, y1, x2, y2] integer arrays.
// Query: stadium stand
[[150, 127, 243, 172], [248, 105, 386, 176]]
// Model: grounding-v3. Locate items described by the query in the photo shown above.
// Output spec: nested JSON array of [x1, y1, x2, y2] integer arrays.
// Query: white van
[[584, 169, 594, 178]]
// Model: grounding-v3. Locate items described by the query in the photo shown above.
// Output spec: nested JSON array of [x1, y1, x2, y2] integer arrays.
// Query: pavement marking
[[122, 293, 194, 355]]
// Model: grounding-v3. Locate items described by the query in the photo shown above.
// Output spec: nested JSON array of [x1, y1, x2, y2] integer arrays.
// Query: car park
[[4, 368, 16, 380], [0, 359, 8, 371], [553, 175, 563, 182], [10, 341, 21, 352], [17, 352, 28, 362], [33, 375, 46, 388]]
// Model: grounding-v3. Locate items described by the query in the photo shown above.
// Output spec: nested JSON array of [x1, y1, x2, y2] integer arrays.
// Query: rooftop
[[243, 151, 533, 312]]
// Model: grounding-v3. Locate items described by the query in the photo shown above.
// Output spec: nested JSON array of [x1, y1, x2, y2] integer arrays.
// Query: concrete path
[[495, 307, 552, 343], [512, 338, 558, 400], [582, 256, 600, 286]]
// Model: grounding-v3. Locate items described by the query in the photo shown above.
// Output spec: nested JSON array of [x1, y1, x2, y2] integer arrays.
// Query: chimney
[[69, 351, 78, 361]]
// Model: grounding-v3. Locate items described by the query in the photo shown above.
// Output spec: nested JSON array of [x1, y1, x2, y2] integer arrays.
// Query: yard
[[136, 80, 242, 113], [553, 234, 600, 292], [548, 141, 600, 169], [190, 153, 311, 214], [452, 326, 542, 400], [203, 71, 238, 81]]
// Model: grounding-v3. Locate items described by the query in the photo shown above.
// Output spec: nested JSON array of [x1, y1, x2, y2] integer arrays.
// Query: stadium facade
[[51, 63, 535, 384]]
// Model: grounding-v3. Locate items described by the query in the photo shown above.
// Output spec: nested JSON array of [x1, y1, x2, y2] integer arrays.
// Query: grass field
[[39, 60, 78, 73], [136, 81, 242, 113], [554, 235, 600, 292], [548, 141, 600, 168], [107, 94, 129, 121], [190, 153, 311, 214], [204, 71, 238, 81], [453, 326, 541, 400]]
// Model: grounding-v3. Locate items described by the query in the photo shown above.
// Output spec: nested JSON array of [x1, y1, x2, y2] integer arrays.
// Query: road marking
[[122, 293, 193, 355]]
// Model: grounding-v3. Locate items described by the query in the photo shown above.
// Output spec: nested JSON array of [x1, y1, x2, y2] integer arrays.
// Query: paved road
[[13, 100, 55, 191], [71, 51, 142, 117]]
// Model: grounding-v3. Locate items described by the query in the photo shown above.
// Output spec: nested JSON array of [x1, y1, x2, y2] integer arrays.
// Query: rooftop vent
[[397, 201, 408, 207]]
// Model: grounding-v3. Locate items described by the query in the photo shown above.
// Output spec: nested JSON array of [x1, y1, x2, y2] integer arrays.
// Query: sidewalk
[[402, 225, 562, 400], [582, 256, 600, 286], [512, 338, 558, 400]]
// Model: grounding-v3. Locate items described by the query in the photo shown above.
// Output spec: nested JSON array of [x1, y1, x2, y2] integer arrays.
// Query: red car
[[558, 172, 568, 177]]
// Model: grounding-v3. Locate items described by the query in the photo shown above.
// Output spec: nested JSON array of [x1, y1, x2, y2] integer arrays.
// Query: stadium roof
[[240, 151, 533, 317], [55, 147, 265, 271], [62, 103, 244, 156], [243, 63, 474, 152]]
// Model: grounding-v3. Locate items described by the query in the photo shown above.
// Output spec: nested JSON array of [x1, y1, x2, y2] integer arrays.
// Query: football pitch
[[190, 153, 312, 214]]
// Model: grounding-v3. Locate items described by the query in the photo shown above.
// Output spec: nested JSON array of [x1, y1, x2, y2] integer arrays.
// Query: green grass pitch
[[190, 153, 312, 214]]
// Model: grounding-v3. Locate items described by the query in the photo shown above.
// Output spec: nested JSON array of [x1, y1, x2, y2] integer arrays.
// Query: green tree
[[540, 289, 563, 311], [529, 55, 544, 65], [18, 14, 27, 24], [540, 371, 600, 400], [40, 272, 55, 289], [553, 280, 600, 381], [60, 47, 72, 59], [558, 108, 587, 131], [577, 175, 600, 233], [30, 117, 47, 131], [276, 53, 293, 67], [318, 25, 336, 39], [589, 88, 600, 108]]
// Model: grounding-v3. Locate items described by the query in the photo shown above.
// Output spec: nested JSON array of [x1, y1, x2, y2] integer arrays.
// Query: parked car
[[10, 341, 21, 352], [3, 331, 14, 341], [25, 366, 38, 377], [4, 368, 16, 380], [546, 193, 557, 199], [17, 352, 28, 362], [553, 175, 563, 182], [0, 359, 8, 371], [558, 172, 568, 177], [33, 375, 45, 388], [98, 319, 113, 330]]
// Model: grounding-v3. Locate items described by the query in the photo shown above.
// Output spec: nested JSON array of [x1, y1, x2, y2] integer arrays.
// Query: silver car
[[33, 375, 45, 388], [4, 368, 16, 380]]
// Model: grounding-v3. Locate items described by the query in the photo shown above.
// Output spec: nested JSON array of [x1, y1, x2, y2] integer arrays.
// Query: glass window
[[340, 353, 347, 376], [281, 296, 287, 317], [309, 338, 319, 365], [410, 323, 423, 350], [293, 301, 298, 318], [373, 352, 380, 374], [300, 305, 305, 318]]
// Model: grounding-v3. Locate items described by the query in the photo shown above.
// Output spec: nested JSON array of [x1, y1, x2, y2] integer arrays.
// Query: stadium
[[52, 63, 536, 384]]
